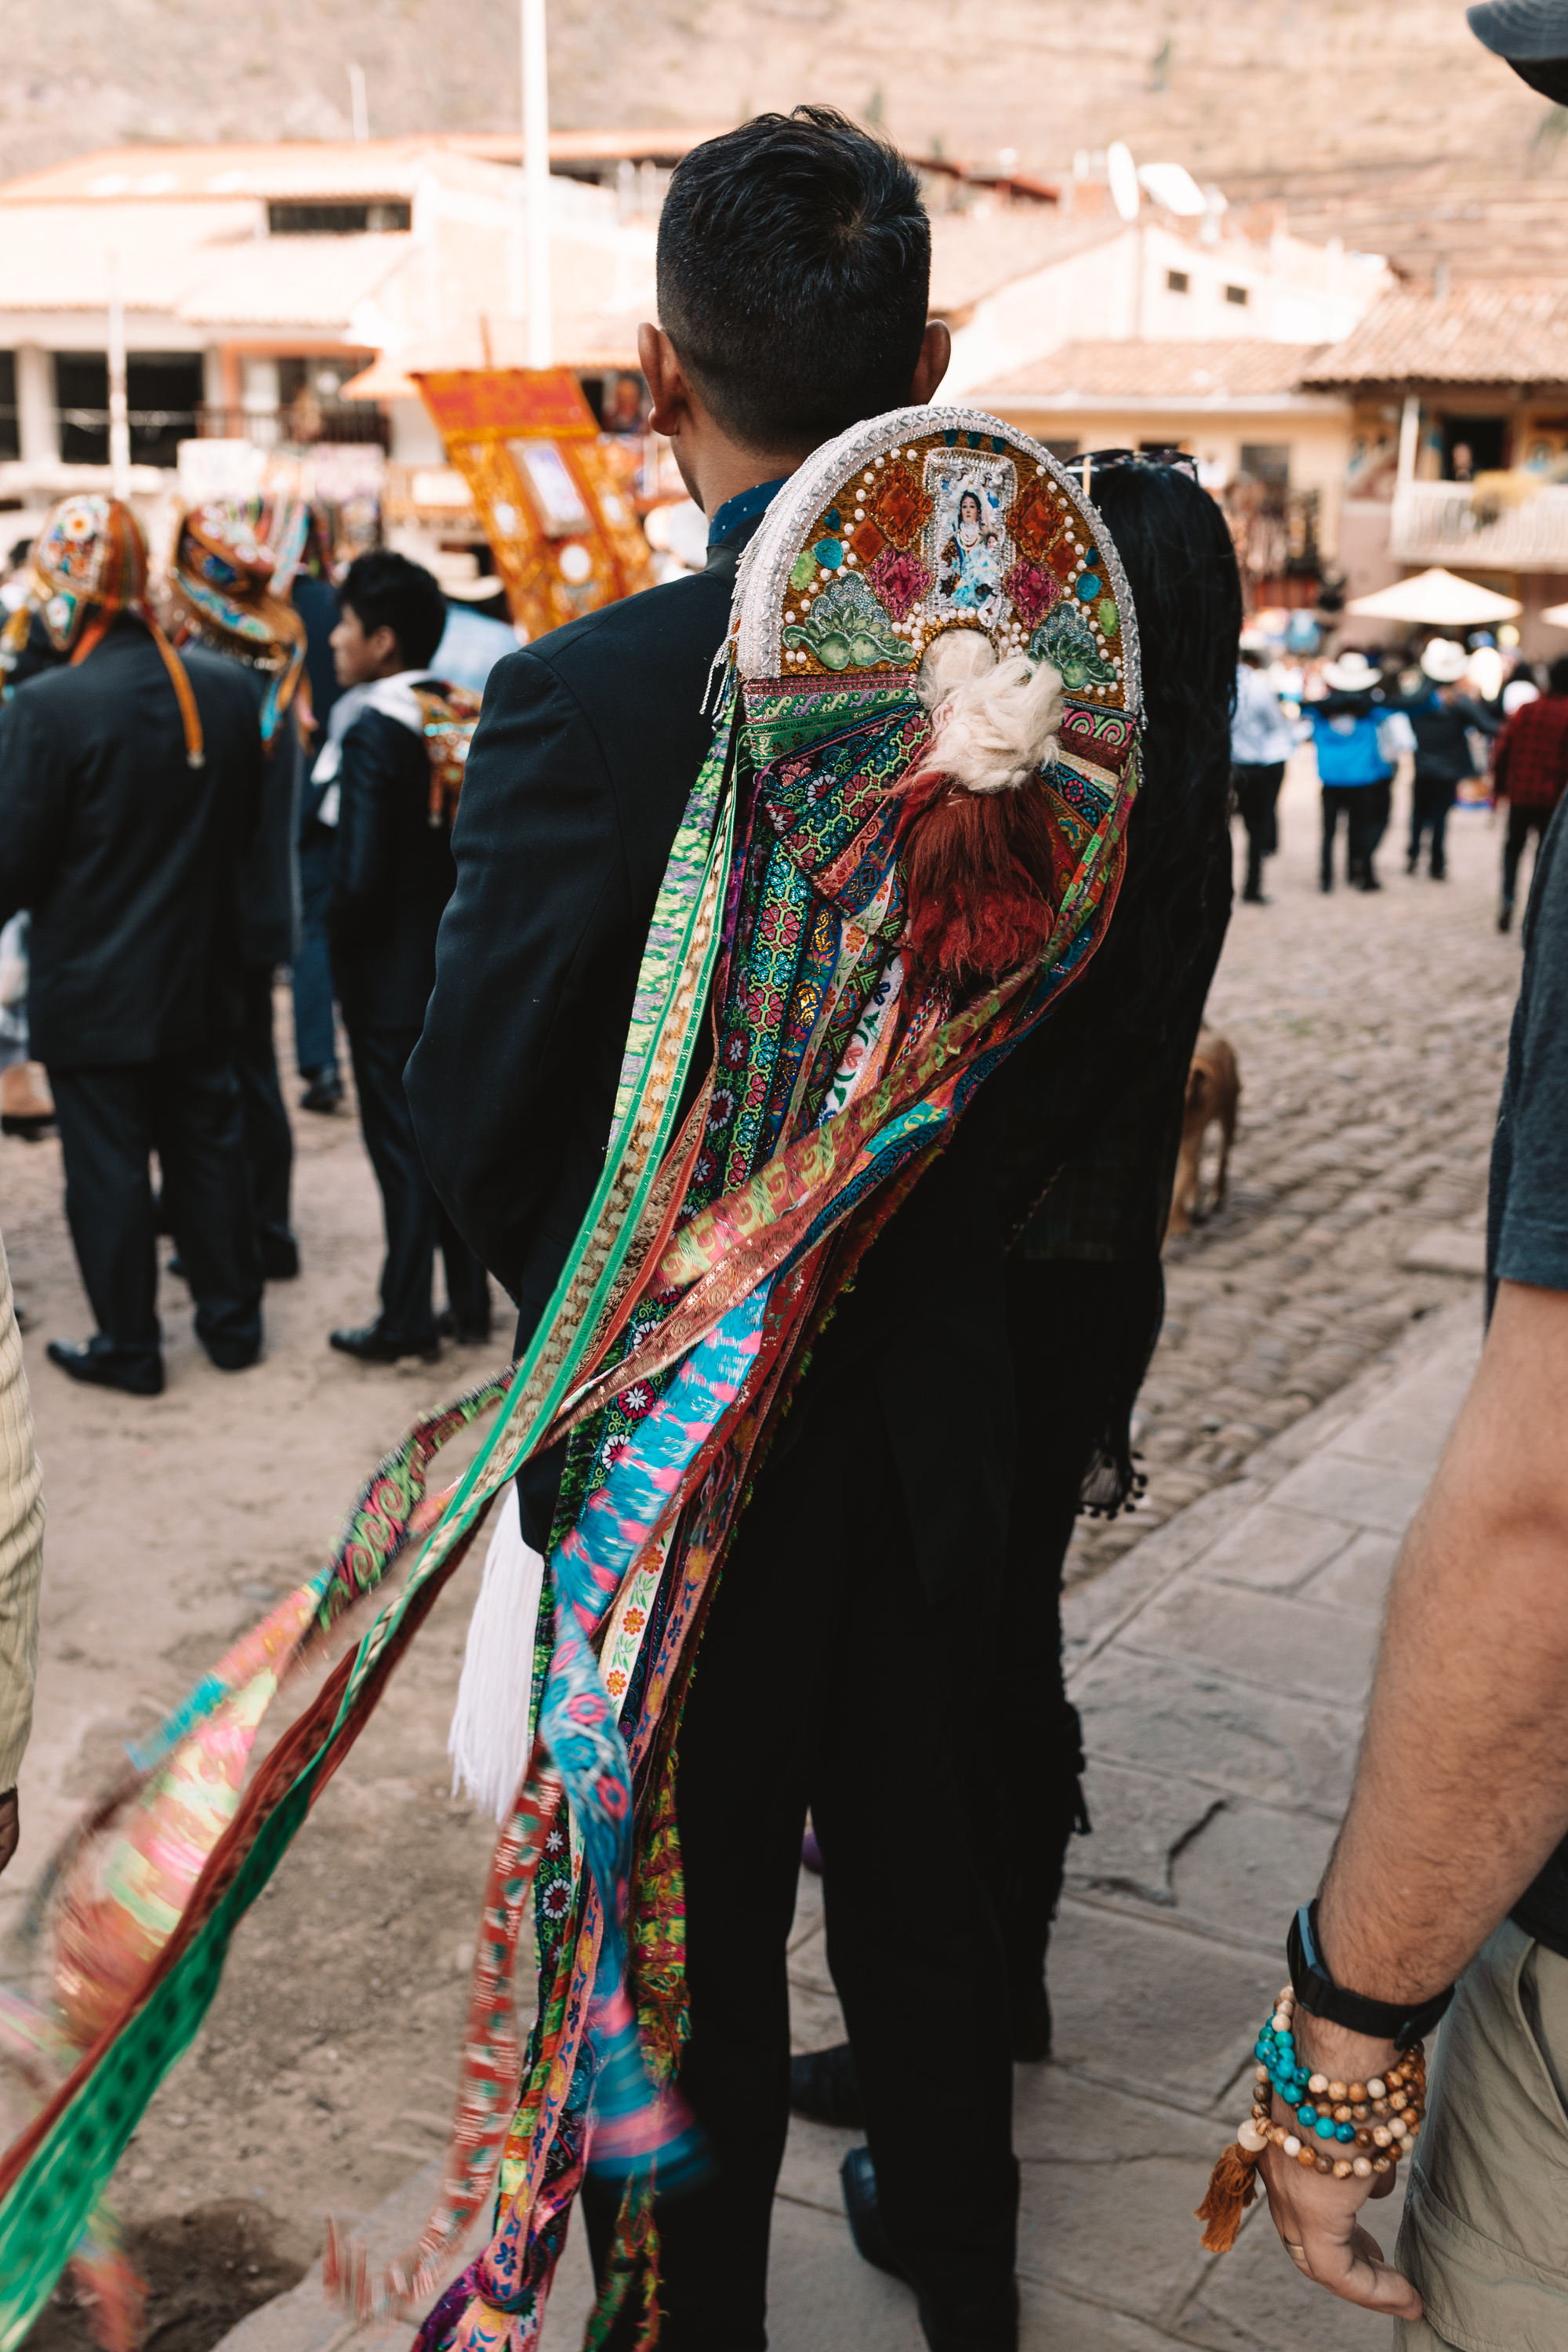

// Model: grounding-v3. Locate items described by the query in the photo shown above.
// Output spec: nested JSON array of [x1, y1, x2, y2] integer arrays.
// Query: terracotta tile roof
[[972, 339, 1330, 404], [1302, 283, 1568, 387]]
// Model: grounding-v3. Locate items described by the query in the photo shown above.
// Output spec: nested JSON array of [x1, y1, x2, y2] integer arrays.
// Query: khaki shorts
[[1395, 1917, 1568, 2350]]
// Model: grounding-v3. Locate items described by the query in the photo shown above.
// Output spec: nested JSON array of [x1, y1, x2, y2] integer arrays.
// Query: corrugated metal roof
[[974, 339, 1330, 403], [1303, 283, 1568, 387], [0, 133, 705, 204]]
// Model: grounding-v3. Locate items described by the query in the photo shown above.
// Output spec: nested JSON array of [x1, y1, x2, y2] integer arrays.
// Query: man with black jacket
[[0, 497, 266, 1395], [406, 111, 1029, 2352], [324, 551, 490, 1364]]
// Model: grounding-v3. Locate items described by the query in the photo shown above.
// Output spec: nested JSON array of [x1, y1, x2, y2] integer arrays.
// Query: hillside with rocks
[[2, 0, 1565, 279]]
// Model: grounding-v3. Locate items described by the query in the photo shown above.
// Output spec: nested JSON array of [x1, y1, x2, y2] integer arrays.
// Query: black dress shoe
[[791, 2042, 865, 2127], [261, 1234, 300, 1281], [330, 1322, 440, 1365], [203, 1338, 261, 1373], [841, 2147, 903, 2279], [299, 1073, 344, 1114], [437, 1305, 492, 1345], [46, 1339, 164, 1396], [844, 2149, 1018, 2350]]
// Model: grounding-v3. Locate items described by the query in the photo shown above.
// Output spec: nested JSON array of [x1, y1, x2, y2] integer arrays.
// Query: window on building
[[267, 201, 411, 234], [1441, 416, 1507, 479], [55, 353, 109, 465], [127, 353, 203, 468], [0, 354, 16, 463], [1167, 269, 1190, 294], [1240, 443, 1291, 485], [1225, 283, 1249, 306]]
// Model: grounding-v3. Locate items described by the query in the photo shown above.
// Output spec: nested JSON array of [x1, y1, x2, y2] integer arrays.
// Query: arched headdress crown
[[733, 403, 1141, 727]]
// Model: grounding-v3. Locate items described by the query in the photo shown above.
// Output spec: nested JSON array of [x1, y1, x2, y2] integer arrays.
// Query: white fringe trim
[[448, 1483, 545, 1823]]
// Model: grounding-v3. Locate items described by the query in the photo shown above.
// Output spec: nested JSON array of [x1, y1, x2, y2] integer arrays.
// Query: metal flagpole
[[107, 253, 130, 497], [521, 0, 553, 368]]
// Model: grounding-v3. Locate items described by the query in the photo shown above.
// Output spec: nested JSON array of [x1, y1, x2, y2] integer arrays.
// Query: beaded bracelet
[[1196, 1981, 1427, 2252]]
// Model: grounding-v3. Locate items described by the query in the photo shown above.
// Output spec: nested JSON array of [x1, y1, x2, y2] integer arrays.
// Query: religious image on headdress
[[925, 453, 1015, 628]]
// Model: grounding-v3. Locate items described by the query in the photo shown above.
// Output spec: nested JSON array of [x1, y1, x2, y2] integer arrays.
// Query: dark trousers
[[346, 1023, 490, 1345], [1409, 773, 1457, 877], [1503, 801, 1555, 913], [238, 964, 294, 1265], [1321, 780, 1390, 886], [585, 1399, 1018, 2347], [1232, 760, 1283, 899], [292, 828, 339, 1080], [50, 1045, 263, 1371]]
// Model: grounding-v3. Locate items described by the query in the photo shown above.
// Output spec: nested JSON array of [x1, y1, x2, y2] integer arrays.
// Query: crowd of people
[[5, 24, 1568, 2347], [0, 517, 499, 1394], [1229, 629, 1568, 917]]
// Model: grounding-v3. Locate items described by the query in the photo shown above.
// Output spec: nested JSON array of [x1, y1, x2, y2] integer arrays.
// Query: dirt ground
[[2, 1020, 514, 2343]]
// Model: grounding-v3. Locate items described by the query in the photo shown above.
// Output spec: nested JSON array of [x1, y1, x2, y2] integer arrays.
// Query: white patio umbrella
[[1345, 568, 1522, 625]]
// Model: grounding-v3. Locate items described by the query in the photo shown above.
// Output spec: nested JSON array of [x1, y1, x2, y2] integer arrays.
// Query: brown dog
[[1166, 1027, 1239, 1238]]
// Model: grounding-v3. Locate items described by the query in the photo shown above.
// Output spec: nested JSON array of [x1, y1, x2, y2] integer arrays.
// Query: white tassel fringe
[[916, 630, 1064, 795], [448, 1483, 546, 1823]]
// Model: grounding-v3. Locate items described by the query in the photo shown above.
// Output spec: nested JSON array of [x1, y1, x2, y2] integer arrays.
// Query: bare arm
[[1258, 1276, 1568, 2311]]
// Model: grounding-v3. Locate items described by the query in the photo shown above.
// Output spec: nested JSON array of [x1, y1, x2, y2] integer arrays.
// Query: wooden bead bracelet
[[1196, 1982, 1428, 2252]]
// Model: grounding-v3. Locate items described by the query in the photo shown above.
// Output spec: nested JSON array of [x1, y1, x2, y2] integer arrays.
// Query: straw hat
[[1321, 651, 1382, 692], [1420, 637, 1469, 684]]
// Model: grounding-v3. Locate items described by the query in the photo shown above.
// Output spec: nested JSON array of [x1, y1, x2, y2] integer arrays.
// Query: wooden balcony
[[194, 401, 390, 451], [1390, 477, 1568, 573]]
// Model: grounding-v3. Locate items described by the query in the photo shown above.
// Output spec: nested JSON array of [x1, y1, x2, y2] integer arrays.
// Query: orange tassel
[[1195, 2140, 1261, 2254]]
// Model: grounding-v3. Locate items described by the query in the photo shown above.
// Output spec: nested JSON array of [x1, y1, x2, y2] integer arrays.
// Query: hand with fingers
[[1257, 2127, 1421, 2321]]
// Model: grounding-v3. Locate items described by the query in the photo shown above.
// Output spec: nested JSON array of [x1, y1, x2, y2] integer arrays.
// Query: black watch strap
[[1287, 1900, 1454, 2049]]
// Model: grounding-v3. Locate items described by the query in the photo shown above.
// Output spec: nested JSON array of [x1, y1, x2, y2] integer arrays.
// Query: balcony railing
[[1390, 477, 1568, 573], [194, 403, 390, 451]]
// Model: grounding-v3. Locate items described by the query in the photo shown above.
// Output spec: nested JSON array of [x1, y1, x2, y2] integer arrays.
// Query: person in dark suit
[[324, 550, 491, 1365], [169, 501, 310, 1280], [292, 561, 347, 1112], [0, 496, 265, 1396], [405, 111, 1042, 2352]]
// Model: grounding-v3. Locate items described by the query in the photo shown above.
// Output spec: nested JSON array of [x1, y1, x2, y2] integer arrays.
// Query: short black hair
[[1549, 655, 1568, 696], [338, 550, 447, 670], [657, 105, 931, 454]]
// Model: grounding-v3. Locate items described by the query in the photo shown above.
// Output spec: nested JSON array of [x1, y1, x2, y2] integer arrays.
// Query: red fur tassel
[[894, 768, 1059, 985]]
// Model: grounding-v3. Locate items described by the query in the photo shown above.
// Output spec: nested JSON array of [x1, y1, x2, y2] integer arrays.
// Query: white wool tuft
[[916, 631, 1064, 796], [448, 1483, 546, 1823]]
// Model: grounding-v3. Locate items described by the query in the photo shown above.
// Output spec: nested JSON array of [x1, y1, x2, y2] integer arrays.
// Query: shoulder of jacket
[[518, 568, 730, 687]]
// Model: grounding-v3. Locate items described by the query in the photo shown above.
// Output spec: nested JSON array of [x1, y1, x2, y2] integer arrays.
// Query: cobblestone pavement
[[1065, 751, 1518, 1592]]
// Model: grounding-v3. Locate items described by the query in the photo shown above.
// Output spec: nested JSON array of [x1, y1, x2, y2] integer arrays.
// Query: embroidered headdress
[[168, 500, 309, 742], [14, 495, 205, 765]]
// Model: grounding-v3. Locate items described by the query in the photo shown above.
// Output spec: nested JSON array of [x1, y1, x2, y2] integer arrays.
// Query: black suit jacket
[[229, 662, 302, 971], [327, 682, 458, 1032], [0, 618, 263, 1068], [408, 523, 1018, 1599]]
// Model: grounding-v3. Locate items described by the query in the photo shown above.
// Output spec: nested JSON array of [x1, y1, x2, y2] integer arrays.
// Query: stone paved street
[[1066, 748, 1517, 1592], [226, 1294, 1483, 2352]]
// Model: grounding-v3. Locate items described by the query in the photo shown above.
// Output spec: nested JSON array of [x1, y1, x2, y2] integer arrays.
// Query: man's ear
[[369, 623, 401, 670], [909, 321, 951, 407], [638, 323, 693, 441]]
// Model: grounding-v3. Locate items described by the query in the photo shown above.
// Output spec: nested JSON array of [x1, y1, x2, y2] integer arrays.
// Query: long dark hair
[[996, 458, 1242, 1222]]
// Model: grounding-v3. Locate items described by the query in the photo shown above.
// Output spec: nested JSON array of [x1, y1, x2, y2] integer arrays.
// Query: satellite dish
[[1107, 140, 1141, 221]]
